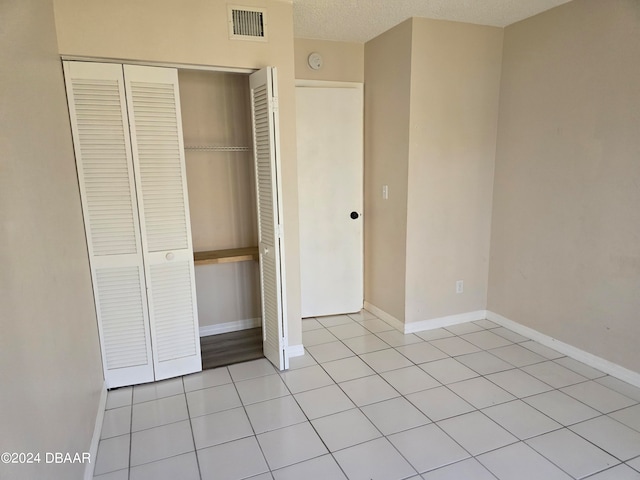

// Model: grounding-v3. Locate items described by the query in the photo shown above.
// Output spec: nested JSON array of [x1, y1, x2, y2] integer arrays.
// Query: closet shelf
[[194, 247, 259, 265], [185, 145, 252, 152]]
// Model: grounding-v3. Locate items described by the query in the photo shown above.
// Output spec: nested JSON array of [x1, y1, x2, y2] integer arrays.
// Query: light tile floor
[[94, 312, 640, 480]]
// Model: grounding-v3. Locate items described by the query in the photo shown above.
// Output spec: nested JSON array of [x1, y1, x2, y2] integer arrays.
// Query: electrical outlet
[[456, 280, 464, 294]]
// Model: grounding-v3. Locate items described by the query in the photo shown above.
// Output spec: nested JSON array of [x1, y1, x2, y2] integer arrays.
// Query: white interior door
[[249, 67, 288, 370], [63, 61, 154, 388], [296, 84, 364, 318], [124, 64, 202, 381]]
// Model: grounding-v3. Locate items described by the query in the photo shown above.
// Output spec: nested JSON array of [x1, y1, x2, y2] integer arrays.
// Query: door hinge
[[276, 224, 283, 238], [270, 96, 279, 112]]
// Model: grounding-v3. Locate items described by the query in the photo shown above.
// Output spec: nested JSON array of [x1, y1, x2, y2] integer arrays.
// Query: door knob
[[350, 211, 359, 219], [165, 252, 175, 261]]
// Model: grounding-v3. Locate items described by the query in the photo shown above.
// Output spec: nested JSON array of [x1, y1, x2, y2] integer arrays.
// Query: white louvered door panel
[[249, 67, 288, 370], [124, 65, 202, 380], [63, 61, 154, 388]]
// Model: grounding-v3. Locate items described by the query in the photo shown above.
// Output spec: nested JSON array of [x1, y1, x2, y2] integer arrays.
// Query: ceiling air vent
[[228, 5, 268, 42]]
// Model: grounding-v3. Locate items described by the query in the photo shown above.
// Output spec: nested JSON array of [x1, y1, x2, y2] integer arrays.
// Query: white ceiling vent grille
[[228, 5, 267, 42]]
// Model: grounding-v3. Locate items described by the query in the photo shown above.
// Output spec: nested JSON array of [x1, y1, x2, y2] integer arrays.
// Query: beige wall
[[53, 0, 302, 346], [363, 18, 502, 325], [294, 38, 364, 82], [405, 18, 503, 323], [363, 20, 413, 320], [0, 1, 104, 479], [488, 0, 640, 371]]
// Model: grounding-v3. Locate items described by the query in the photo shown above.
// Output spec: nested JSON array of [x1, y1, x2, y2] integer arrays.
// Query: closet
[[179, 67, 288, 376], [178, 70, 261, 352], [64, 60, 288, 389], [180, 67, 289, 373]]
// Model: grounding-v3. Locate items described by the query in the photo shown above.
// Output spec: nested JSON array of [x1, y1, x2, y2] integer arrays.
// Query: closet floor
[[200, 327, 264, 370]]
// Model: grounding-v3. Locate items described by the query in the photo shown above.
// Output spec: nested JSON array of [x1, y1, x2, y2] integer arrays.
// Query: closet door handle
[[165, 252, 175, 261]]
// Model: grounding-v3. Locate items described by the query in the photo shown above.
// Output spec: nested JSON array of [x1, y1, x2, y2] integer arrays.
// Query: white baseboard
[[363, 302, 404, 332], [486, 310, 640, 389], [404, 310, 488, 334], [364, 302, 486, 335], [85, 382, 108, 480], [199, 318, 261, 337], [363, 303, 640, 388], [287, 344, 304, 358]]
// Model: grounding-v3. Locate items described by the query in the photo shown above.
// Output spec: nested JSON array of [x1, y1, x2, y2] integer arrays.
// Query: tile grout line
[[303, 321, 640, 478], [182, 376, 204, 480], [428, 327, 590, 478], [228, 365, 273, 478], [278, 360, 355, 479], [128, 386, 133, 480], [296, 318, 429, 477], [96, 313, 640, 480], [309, 326, 458, 478]]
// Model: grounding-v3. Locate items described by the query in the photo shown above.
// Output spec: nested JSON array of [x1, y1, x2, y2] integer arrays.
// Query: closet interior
[[178, 69, 264, 369]]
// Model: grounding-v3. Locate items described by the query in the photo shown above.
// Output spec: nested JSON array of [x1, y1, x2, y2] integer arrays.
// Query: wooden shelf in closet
[[193, 247, 259, 266]]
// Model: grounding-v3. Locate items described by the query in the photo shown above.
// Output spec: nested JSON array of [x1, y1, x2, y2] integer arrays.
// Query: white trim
[[486, 311, 640, 389], [287, 344, 304, 358], [361, 303, 640, 388], [270, 66, 290, 371], [85, 382, 108, 480], [404, 310, 488, 334], [363, 302, 405, 332], [295, 79, 363, 89], [61, 55, 255, 74], [199, 318, 261, 337], [363, 303, 486, 335]]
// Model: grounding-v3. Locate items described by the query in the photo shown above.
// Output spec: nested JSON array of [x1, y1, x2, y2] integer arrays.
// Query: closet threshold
[[194, 247, 259, 265]]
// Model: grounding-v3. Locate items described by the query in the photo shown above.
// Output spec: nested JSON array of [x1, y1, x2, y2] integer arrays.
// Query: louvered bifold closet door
[[249, 67, 288, 370], [63, 61, 154, 388], [123, 65, 201, 380]]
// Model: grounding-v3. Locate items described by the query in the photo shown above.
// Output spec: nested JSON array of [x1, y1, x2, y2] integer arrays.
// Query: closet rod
[[184, 145, 252, 152]]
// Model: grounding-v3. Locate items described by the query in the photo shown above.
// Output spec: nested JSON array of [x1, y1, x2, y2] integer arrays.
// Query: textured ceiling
[[292, 0, 572, 42]]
